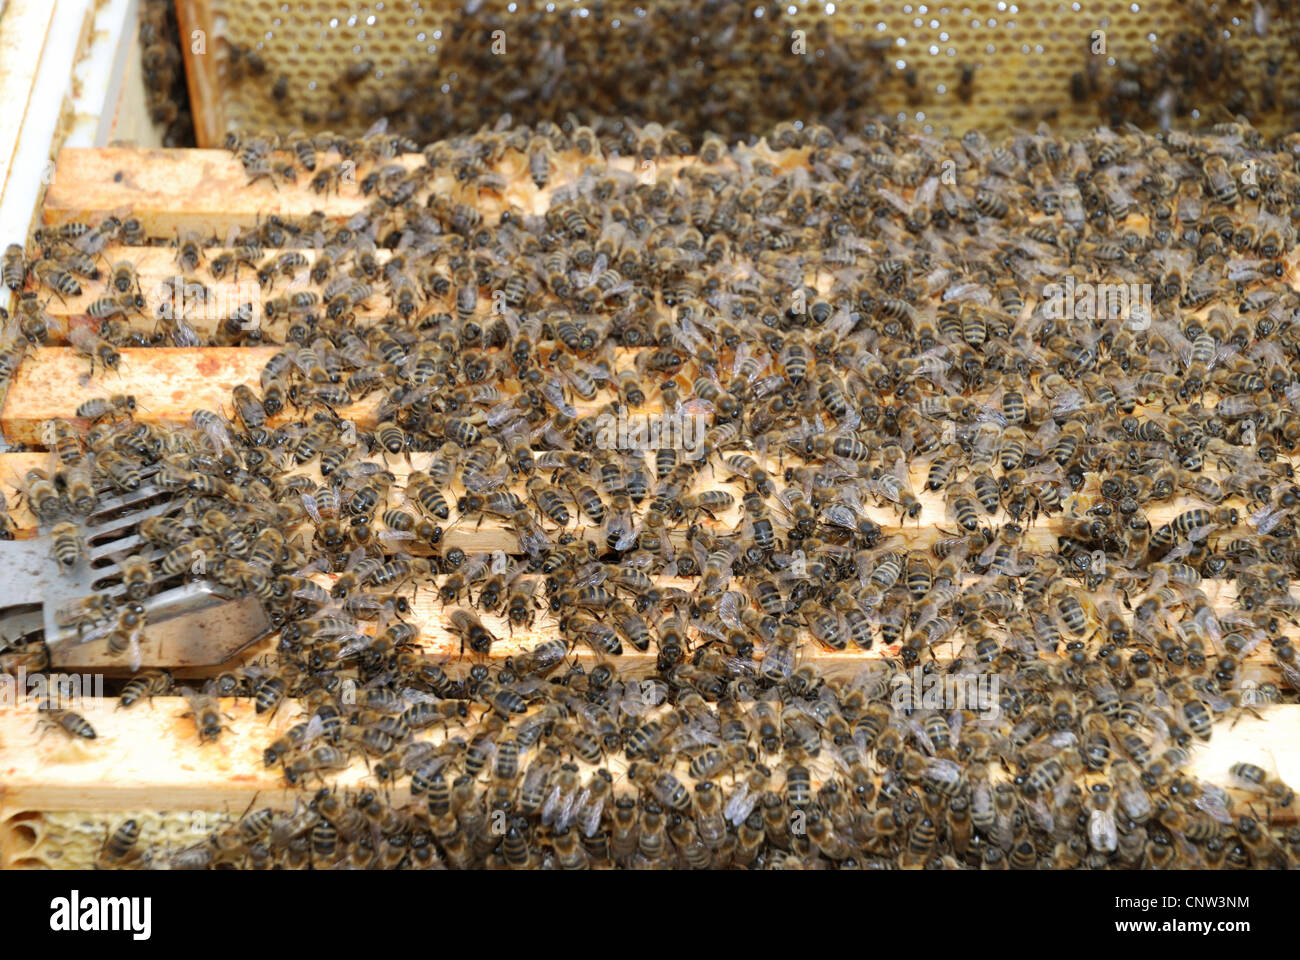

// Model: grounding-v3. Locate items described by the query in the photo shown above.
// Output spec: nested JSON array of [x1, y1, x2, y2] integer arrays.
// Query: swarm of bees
[[8, 111, 1300, 869]]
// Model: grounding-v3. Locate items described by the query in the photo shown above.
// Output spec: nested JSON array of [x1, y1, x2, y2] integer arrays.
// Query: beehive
[[3, 2, 1300, 871]]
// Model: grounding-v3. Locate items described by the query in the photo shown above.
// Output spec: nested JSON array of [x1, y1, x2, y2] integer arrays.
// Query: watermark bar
[[0, 667, 105, 709]]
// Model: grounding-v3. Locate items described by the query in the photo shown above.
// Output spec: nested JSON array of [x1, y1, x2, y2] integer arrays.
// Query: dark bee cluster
[[223, 1, 900, 145], [7, 114, 1300, 869], [1073, 0, 1300, 133], [212, 0, 1300, 150], [138, 0, 196, 147]]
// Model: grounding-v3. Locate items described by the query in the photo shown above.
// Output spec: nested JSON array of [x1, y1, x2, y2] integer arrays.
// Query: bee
[[22, 467, 62, 523], [287, 129, 317, 170], [309, 164, 348, 196], [1228, 762, 1295, 808], [119, 670, 172, 708], [973, 187, 1009, 219], [97, 819, 142, 868], [171, 684, 226, 744], [449, 608, 496, 656], [37, 701, 96, 739], [104, 260, 142, 299], [68, 326, 120, 373], [49, 521, 86, 569], [75, 394, 136, 423], [3, 243, 26, 290], [100, 601, 147, 669], [13, 293, 54, 344], [1203, 156, 1238, 205], [175, 230, 203, 272], [523, 135, 554, 187], [283, 744, 348, 786], [117, 553, 154, 601]]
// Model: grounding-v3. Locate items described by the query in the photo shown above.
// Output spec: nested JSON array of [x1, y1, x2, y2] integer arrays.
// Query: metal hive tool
[[0, 482, 273, 672]]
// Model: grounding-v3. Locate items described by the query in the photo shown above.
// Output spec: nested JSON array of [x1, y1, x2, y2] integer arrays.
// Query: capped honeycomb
[[176, 0, 1300, 146]]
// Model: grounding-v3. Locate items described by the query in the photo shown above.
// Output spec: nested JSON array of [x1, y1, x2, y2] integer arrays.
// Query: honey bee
[[180, 685, 230, 744], [1228, 762, 1295, 808], [449, 608, 497, 656], [1203, 156, 1238, 205], [96, 819, 142, 868], [3, 243, 26, 290], [38, 702, 96, 739], [49, 521, 86, 569], [12, 293, 55, 345], [75, 394, 136, 423], [283, 744, 349, 786], [119, 670, 172, 708], [117, 553, 154, 601], [68, 326, 120, 374]]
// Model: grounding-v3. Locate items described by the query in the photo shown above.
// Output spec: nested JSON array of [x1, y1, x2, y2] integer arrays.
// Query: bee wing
[[1162, 539, 1200, 563], [240, 663, 271, 684], [67, 325, 105, 354], [940, 281, 992, 304], [299, 493, 323, 524], [552, 783, 581, 833], [1249, 504, 1284, 534], [912, 175, 939, 209], [1030, 418, 1061, 455], [540, 781, 565, 827], [615, 685, 652, 718], [485, 399, 525, 431], [191, 410, 233, 450], [691, 616, 727, 644], [579, 792, 607, 838], [1023, 795, 1056, 835], [302, 714, 325, 745], [341, 546, 368, 572], [907, 715, 936, 755], [335, 634, 374, 659], [976, 536, 1007, 568], [819, 502, 861, 534], [678, 719, 723, 751], [571, 564, 608, 590], [724, 781, 755, 826], [362, 116, 389, 138], [539, 378, 576, 418], [1226, 258, 1267, 283], [715, 590, 745, 628], [399, 686, 441, 708], [1050, 390, 1087, 418], [609, 522, 636, 553], [1023, 462, 1064, 485], [77, 617, 117, 646]]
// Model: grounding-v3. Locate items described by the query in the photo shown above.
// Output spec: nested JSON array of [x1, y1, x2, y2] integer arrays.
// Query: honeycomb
[[0, 808, 236, 869], [176, 0, 1300, 146]]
